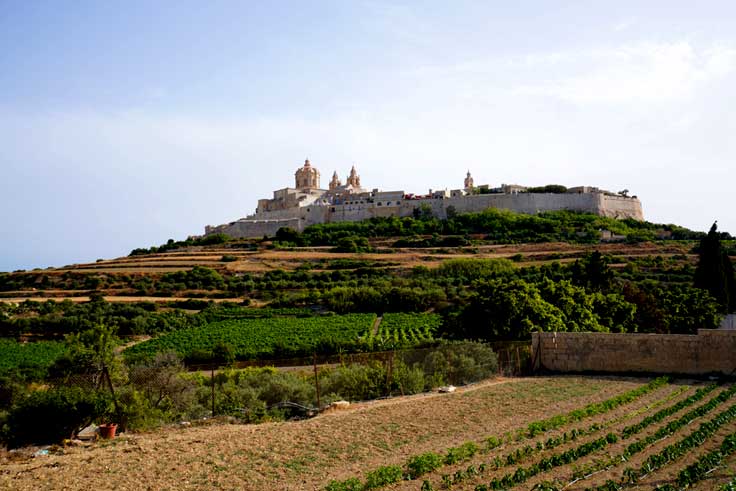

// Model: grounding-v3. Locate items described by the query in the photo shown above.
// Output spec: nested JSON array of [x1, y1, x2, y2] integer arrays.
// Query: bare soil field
[[45, 241, 694, 275], [0, 375, 678, 491]]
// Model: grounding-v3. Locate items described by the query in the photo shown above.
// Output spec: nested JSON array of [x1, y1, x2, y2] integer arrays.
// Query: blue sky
[[2, 1, 735, 271]]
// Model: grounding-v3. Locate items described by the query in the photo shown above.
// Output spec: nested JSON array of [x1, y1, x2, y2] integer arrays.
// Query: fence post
[[211, 361, 216, 417], [313, 353, 321, 410]]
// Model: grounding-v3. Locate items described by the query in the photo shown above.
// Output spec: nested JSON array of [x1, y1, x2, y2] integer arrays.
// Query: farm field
[[0, 339, 66, 378], [51, 241, 695, 276], [123, 313, 441, 361], [3, 376, 735, 491]]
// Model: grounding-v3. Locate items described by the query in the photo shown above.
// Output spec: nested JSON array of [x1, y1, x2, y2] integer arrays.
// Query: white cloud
[[513, 42, 736, 104], [613, 18, 638, 32]]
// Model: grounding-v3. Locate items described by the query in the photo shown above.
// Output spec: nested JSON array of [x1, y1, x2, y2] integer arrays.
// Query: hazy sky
[[2, 1, 735, 272]]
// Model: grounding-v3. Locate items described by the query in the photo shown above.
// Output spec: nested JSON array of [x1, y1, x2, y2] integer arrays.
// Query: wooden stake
[[313, 353, 321, 410]]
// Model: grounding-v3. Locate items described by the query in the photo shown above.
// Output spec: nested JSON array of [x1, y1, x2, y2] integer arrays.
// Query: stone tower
[[464, 170, 474, 189], [295, 159, 320, 189], [329, 171, 341, 190], [346, 165, 361, 188]]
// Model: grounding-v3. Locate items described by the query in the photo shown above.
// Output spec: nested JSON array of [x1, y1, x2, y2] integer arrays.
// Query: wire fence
[[186, 342, 533, 377], [50, 341, 533, 421]]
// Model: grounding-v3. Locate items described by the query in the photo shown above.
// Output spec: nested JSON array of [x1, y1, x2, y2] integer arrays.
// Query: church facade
[[204, 159, 644, 238]]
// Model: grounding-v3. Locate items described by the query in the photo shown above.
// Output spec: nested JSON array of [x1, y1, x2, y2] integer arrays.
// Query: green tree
[[694, 222, 736, 313], [570, 251, 614, 292], [458, 279, 566, 341]]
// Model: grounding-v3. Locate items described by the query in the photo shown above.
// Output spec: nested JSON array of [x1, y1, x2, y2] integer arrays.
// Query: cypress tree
[[694, 222, 735, 313]]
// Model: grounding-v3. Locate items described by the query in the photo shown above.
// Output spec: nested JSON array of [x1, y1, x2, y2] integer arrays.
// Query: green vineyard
[[124, 313, 441, 362], [369, 313, 441, 349], [0, 339, 66, 379]]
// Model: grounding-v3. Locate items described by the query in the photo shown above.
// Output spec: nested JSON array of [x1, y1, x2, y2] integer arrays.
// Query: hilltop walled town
[[204, 159, 644, 238]]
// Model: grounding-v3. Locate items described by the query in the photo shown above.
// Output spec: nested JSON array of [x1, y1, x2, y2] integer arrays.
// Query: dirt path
[[371, 315, 383, 337]]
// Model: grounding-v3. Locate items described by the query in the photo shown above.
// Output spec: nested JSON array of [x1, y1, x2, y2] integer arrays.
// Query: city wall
[[531, 330, 736, 376], [205, 192, 644, 238]]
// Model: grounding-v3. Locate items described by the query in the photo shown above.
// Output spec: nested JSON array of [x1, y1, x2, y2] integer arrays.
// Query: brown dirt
[[629, 421, 736, 490], [30, 240, 694, 276], [0, 376, 649, 491]]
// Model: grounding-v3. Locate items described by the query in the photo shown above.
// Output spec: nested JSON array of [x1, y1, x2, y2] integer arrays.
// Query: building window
[[378, 202, 382, 206]]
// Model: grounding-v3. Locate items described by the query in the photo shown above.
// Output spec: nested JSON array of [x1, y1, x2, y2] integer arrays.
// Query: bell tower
[[329, 171, 341, 190], [464, 170, 474, 190], [346, 165, 361, 188]]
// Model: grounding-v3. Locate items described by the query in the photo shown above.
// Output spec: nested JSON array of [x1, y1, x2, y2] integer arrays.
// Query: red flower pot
[[99, 423, 117, 439]]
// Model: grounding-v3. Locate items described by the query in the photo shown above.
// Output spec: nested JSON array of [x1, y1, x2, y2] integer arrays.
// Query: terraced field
[[2, 376, 735, 491]]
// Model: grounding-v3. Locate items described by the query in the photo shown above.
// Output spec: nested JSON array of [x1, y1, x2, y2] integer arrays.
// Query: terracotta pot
[[99, 423, 117, 439]]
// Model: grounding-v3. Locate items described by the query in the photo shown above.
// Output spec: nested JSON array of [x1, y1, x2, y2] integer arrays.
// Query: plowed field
[[4, 376, 734, 491]]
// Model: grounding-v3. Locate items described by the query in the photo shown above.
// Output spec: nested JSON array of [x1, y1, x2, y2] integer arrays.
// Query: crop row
[[557, 384, 736, 489], [324, 378, 668, 491], [654, 432, 736, 490], [434, 425, 603, 489], [567, 384, 719, 481], [524, 377, 670, 437], [623, 384, 736, 458], [0, 339, 66, 378], [588, 401, 736, 490], [466, 387, 725, 491], [125, 314, 377, 360], [444, 383, 713, 489], [370, 313, 441, 348], [621, 383, 718, 438], [722, 476, 736, 490], [476, 433, 620, 490]]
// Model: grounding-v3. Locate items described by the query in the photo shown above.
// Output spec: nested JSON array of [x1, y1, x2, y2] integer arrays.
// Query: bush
[[407, 452, 444, 478], [414, 342, 497, 387], [320, 363, 386, 402], [364, 465, 403, 488], [2, 387, 111, 448], [199, 368, 315, 421]]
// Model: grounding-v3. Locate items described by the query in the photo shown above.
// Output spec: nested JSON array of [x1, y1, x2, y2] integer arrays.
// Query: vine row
[[654, 432, 736, 490], [562, 384, 736, 488], [325, 378, 669, 491], [586, 401, 736, 490]]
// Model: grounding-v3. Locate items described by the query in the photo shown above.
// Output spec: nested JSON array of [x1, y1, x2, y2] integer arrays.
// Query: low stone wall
[[531, 330, 736, 375]]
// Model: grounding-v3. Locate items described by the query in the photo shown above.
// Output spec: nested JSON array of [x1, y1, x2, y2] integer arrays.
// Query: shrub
[[3, 387, 111, 448], [364, 465, 403, 489], [320, 363, 386, 402], [414, 342, 498, 388], [324, 477, 362, 491], [407, 452, 444, 479]]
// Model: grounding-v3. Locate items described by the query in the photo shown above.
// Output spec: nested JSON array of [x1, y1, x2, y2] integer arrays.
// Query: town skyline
[[2, 1, 735, 271]]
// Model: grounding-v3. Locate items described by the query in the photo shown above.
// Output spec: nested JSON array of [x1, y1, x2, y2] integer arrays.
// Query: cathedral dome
[[295, 159, 320, 189]]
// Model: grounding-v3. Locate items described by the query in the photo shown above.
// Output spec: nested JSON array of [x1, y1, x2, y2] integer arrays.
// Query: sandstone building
[[204, 159, 644, 238]]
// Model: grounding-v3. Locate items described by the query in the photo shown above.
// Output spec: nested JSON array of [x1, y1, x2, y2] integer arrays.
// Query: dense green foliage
[[129, 233, 230, 256], [124, 314, 385, 362], [0, 297, 203, 338], [291, 209, 706, 246], [370, 313, 441, 349], [0, 339, 66, 379], [695, 222, 736, 312], [2, 387, 111, 448]]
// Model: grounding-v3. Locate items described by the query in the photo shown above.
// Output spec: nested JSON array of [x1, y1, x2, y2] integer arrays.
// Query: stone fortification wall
[[418, 192, 605, 219], [599, 194, 644, 220], [206, 217, 302, 238], [531, 330, 736, 375], [204, 192, 643, 238]]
